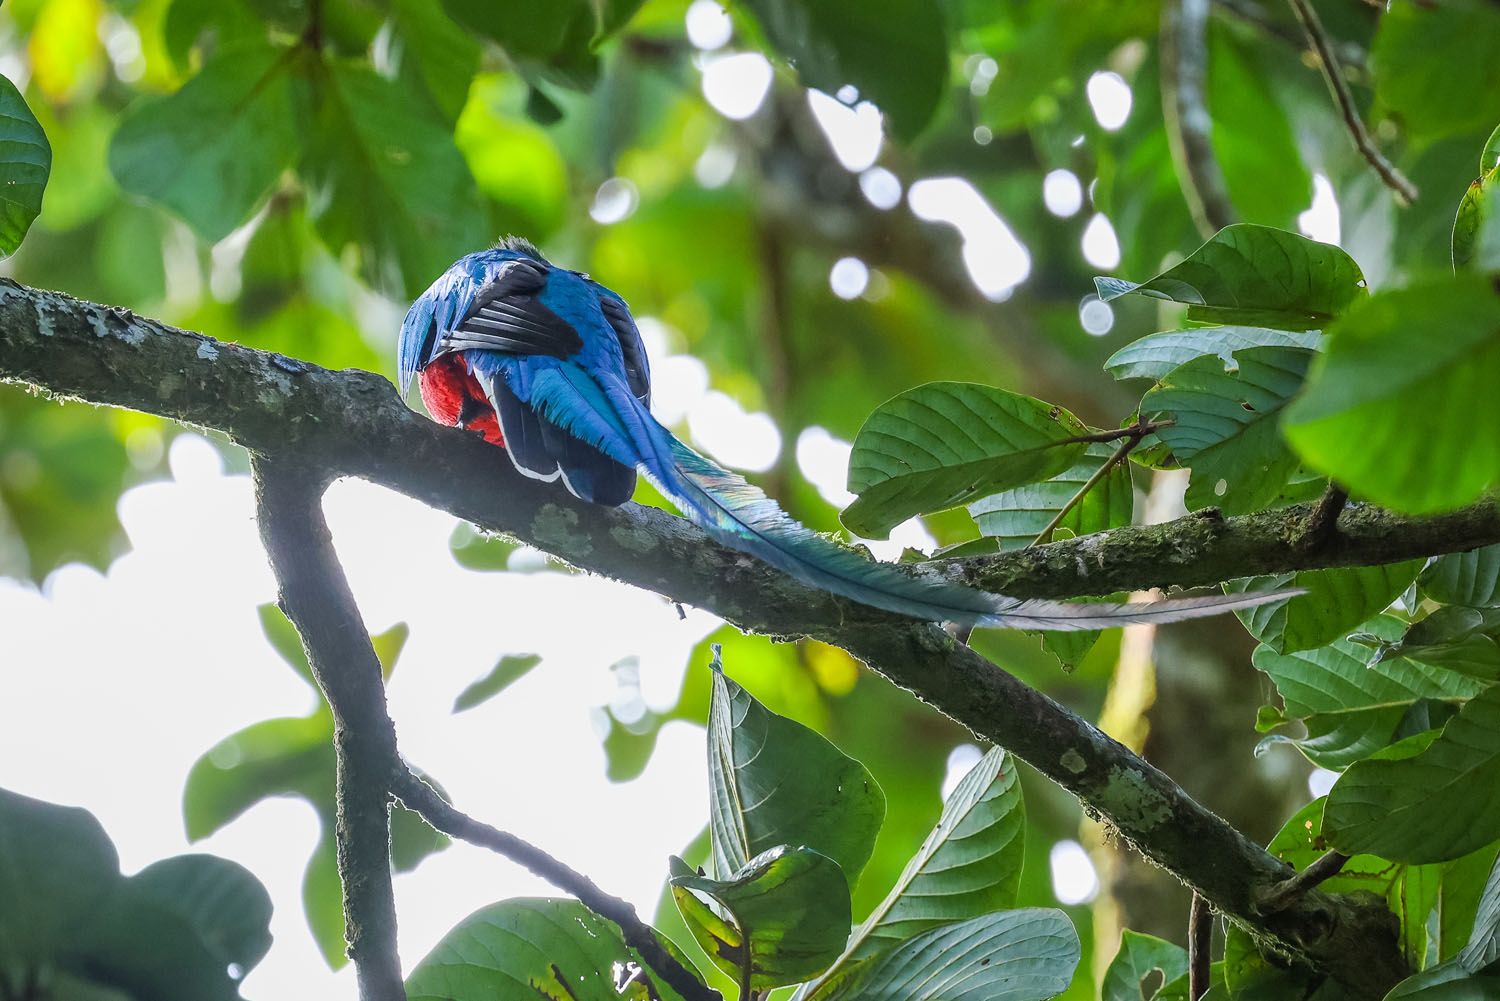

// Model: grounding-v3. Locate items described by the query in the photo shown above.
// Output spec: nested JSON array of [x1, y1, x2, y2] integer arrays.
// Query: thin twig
[[1286, 0, 1418, 204], [391, 771, 720, 1001], [1030, 435, 1138, 547], [1162, 0, 1238, 236], [1189, 892, 1213, 1000], [252, 458, 405, 1001], [1063, 418, 1175, 446], [1294, 483, 1348, 552], [1258, 850, 1352, 914]]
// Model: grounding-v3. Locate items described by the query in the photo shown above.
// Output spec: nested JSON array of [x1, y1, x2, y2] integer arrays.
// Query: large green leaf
[[0, 788, 273, 1000], [109, 43, 302, 242], [797, 748, 1026, 998], [1222, 923, 1350, 1001], [1140, 346, 1311, 514], [1324, 684, 1500, 863], [738, 0, 947, 139], [300, 60, 487, 297], [1253, 616, 1490, 769], [1372, 0, 1500, 142], [127, 855, 274, 973], [1384, 850, 1500, 998], [389, 0, 479, 123], [671, 845, 851, 991], [1094, 224, 1367, 330], [968, 442, 1134, 549], [1438, 844, 1500, 963], [1423, 545, 1500, 608], [842, 383, 1091, 539], [406, 897, 700, 1001], [0, 73, 51, 255], [708, 661, 884, 887], [1104, 327, 1321, 382], [1101, 931, 1188, 1001], [1228, 561, 1423, 654], [1283, 275, 1500, 514], [817, 909, 1080, 1001]]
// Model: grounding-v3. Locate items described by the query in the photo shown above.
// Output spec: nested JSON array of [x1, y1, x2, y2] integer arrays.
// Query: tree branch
[[1162, 0, 1238, 237], [390, 772, 720, 1001], [251, 457, 405, 1001], [0, 281, 1426, 995], [1189, 893, 1213, 1000], [1286, 0, 1418, 204]]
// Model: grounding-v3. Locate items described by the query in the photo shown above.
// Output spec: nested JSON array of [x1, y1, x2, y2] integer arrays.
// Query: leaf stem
[[1029, 434, 1139, 547]]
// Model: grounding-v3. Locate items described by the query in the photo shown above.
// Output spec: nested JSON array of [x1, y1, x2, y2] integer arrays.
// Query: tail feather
[[502, 361, 1293, 631], [616, 394, 1291, 631]]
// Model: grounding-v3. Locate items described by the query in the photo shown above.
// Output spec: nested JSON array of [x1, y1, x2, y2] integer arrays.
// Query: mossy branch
[[0, 279, 1439, 996]]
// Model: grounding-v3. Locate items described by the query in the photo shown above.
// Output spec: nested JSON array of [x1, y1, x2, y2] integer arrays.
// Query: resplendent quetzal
[[399, 238, 1280, 630]]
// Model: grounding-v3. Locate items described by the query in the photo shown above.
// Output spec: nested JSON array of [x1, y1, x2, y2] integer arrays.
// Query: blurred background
[[0, 0, 1494, 996]]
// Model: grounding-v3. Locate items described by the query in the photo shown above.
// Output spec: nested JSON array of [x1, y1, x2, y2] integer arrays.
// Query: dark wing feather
[[490, 375, 561, 482], [598, 294, 651, 405], [433, 259, 584, 360]]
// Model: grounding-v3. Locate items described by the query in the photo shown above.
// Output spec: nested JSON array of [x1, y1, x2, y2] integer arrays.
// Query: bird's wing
[[433, 258, 583, 359]]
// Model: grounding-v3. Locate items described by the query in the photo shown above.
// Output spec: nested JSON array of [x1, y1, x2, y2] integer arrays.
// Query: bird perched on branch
[[399, 239, 1282, 630]]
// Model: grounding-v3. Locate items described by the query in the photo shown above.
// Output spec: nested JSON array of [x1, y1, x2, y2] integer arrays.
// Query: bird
[[398, 238, 1285, 631]]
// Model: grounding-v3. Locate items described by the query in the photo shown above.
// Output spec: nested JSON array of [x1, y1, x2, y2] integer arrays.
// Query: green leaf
[[452, 653, 543, 712], [0, 788, 273, 999], [800, 748, 1025, 996], [1208, 23, 1311, 230], [1253, 616, 1490, 768], [1386, 607, 1500, 683], [301, 60, 487, 297], [1384, 850, 1500, 997], [0, 73, 51, 255], [109, 43, 302, 242], [1372, 0, 1500, 142], [737, 0, 948, 140], [707, 661, 885, 887], [406, 897, 701, 1001], [671, 845, 851, 990], [817, 909, 1080, 1001], [1438, 844, 1500, 962], [1228, 561, 1423, 655], [1324, 684, 1500, 863], [389, 0, 479, 123], [968, 442, 1134, 549], [1094, 224, 1367, 329], [1283, 275, 1500, 514], [1104, 327, 1321, 382], [1452, 167, 1500, 272], [127, 855, 274, 973], [1101, 931, 1188, 1001], [1423, 546, 1500, 607], [842, 383, 1091, 539], [0, 787, 120, 964], [1141, 346, 1311, 514], [1266, 799, 1441, 969]]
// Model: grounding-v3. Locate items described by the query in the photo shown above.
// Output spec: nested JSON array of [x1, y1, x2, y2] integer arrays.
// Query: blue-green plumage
[[400, 241, 1287, 630]]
